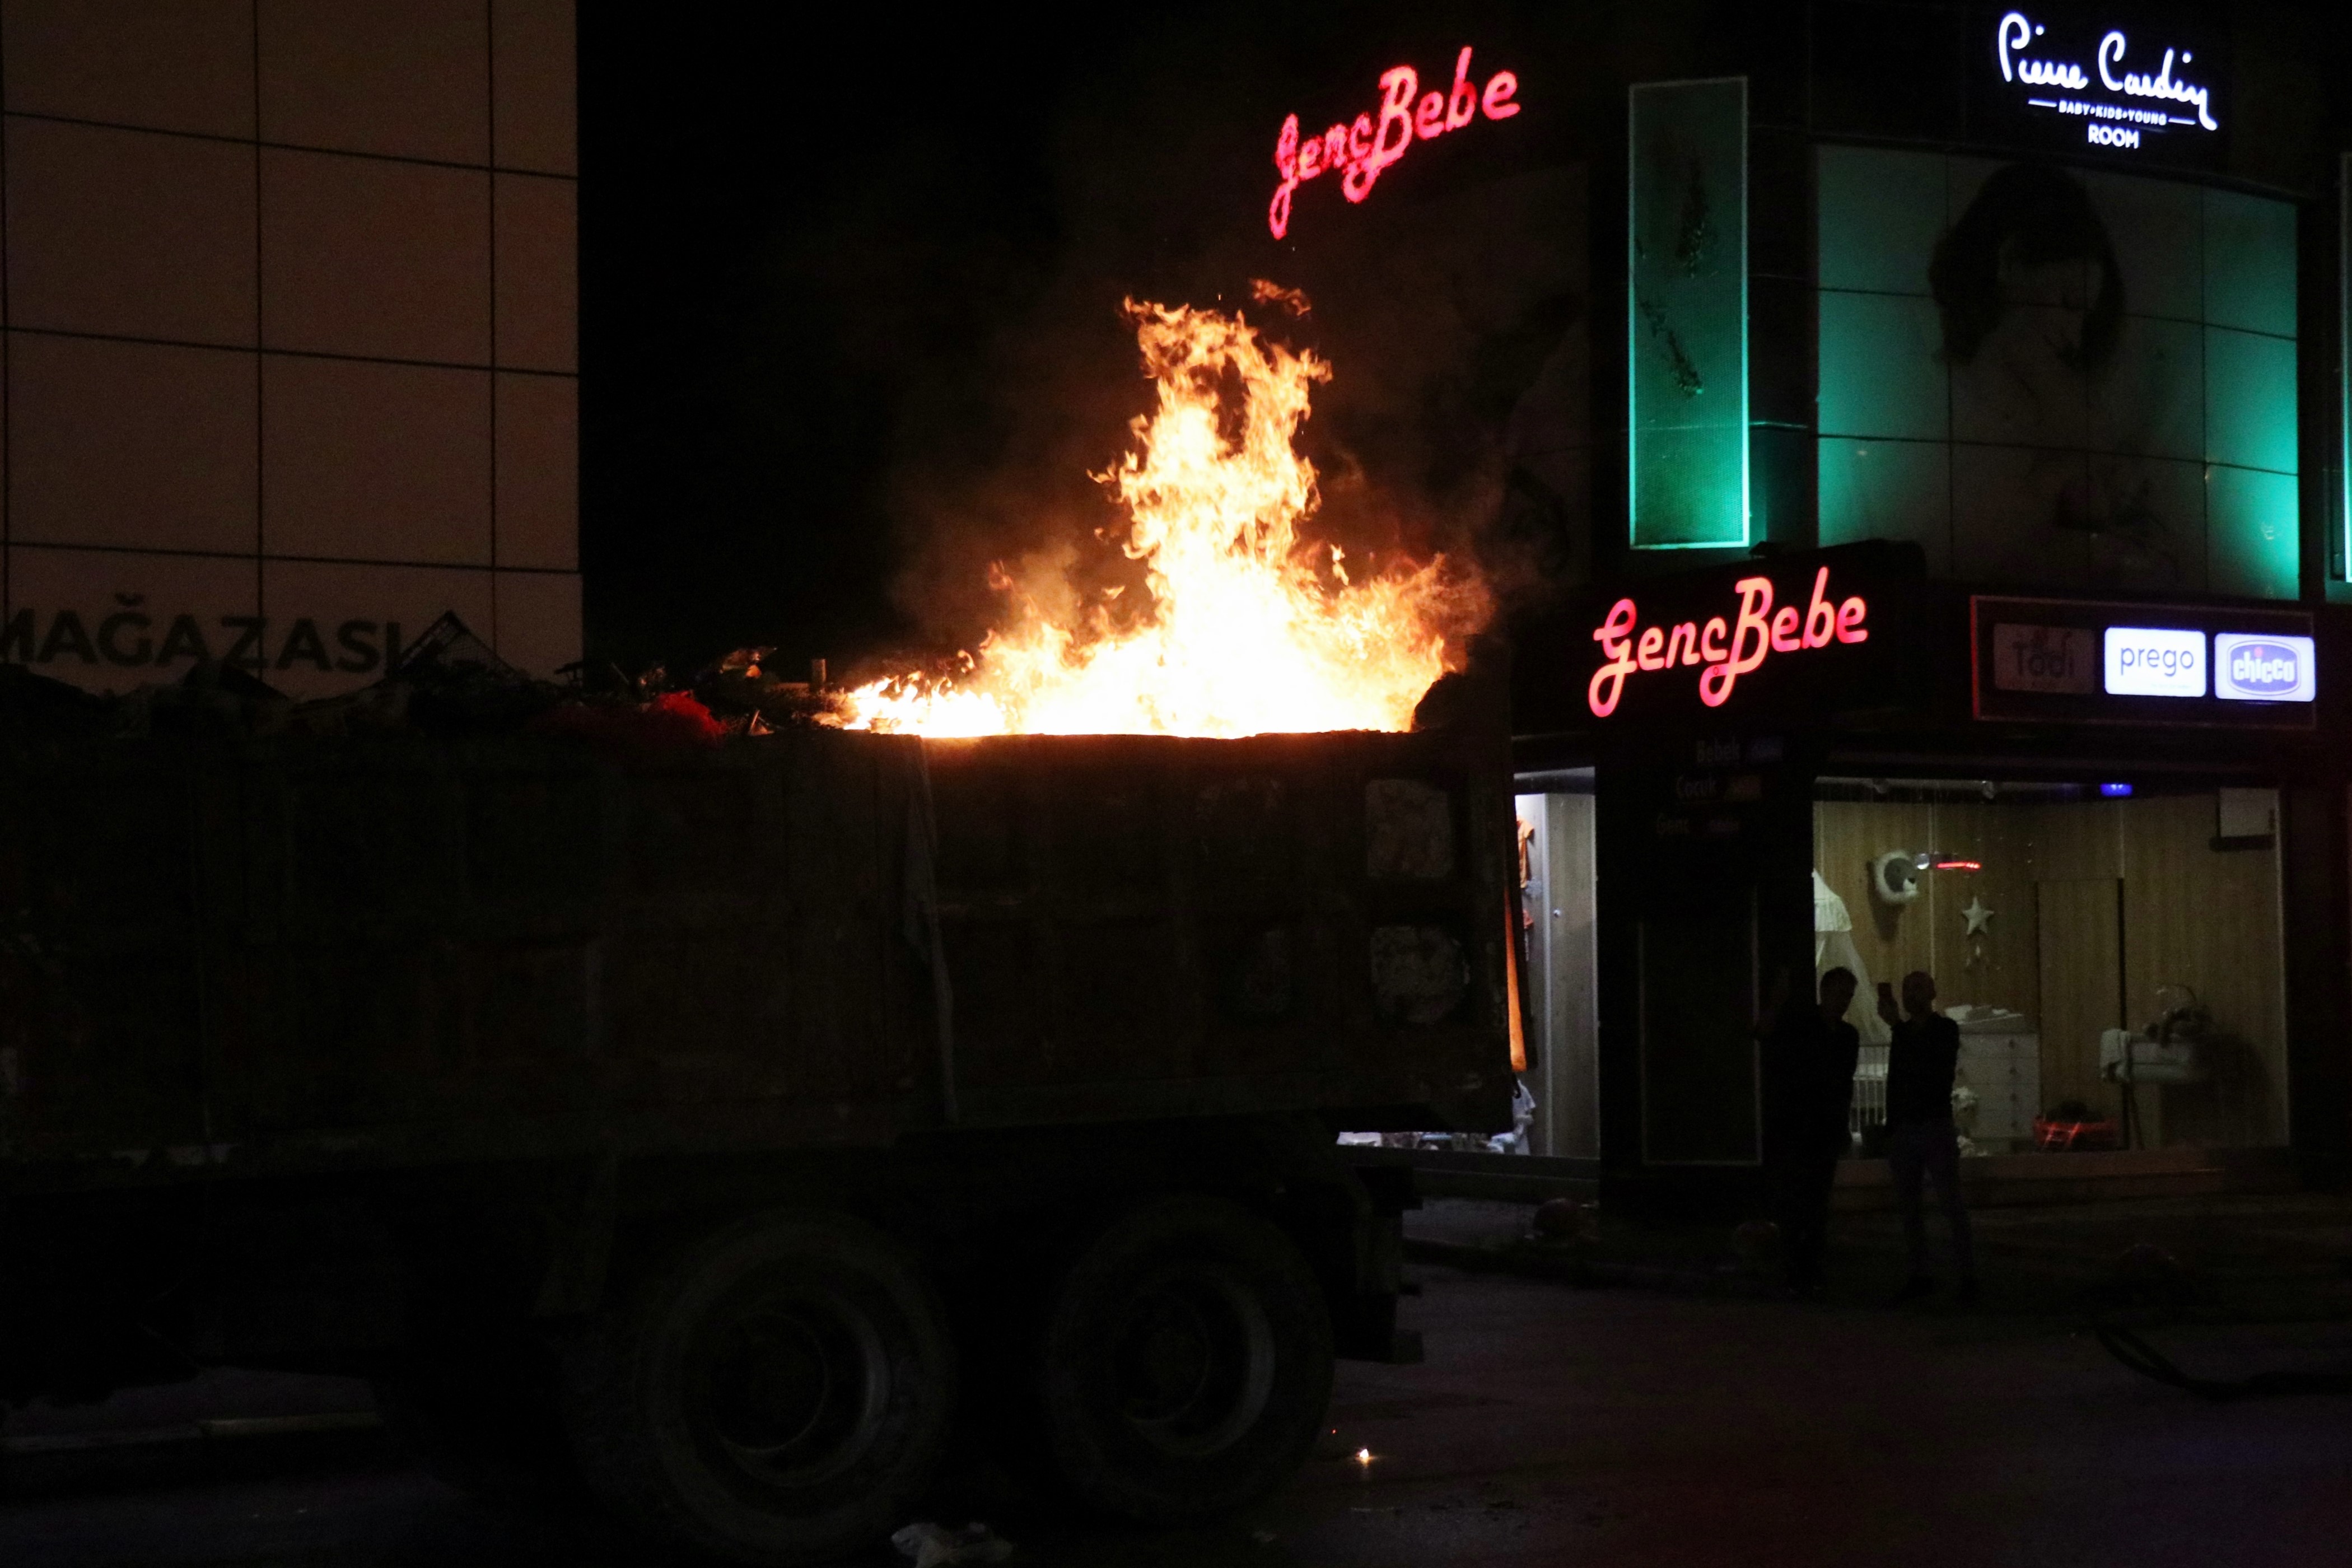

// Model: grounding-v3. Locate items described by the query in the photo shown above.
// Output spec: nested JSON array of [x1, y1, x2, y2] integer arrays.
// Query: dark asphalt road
[[6, 1243, 2350, 1568]]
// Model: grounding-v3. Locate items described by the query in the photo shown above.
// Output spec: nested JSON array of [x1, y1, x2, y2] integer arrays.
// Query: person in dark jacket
[[1759, 967, 1861, 1298], [1878, 970, 1977, 1303]]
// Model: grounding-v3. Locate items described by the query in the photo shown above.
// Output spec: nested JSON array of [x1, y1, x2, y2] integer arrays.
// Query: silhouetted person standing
[[1760, 967, 1861, 1298], [1880, 970, 1977, 1303]]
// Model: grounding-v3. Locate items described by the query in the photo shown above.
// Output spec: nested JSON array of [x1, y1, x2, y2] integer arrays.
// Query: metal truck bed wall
[[0, 725, 1514, 1189]]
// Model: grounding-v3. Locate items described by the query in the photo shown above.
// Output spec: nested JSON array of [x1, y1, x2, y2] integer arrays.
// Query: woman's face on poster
[[1994, 241, 2097, 371]]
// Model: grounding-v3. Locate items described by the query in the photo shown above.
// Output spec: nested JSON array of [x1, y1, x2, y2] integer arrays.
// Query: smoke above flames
[[837, 293, 1491, 737]]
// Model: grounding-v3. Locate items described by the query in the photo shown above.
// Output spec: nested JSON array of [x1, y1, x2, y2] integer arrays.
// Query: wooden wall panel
[[1812, 801, 2039, 1026], [2037, 879, 2124, 1121], [1922, 800, 2041, 1023], [2118, 795, 2287, 1146], [2029, 800, 2124, 880]]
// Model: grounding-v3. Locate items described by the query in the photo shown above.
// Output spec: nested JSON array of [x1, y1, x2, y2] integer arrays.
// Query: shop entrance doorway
[[1518, 776, 1598, 1159]]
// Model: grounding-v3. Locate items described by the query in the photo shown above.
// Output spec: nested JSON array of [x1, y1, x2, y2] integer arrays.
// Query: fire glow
[[838, 298, 1487, 739]]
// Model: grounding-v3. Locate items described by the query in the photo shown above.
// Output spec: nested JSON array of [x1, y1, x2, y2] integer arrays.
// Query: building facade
[[1233, 1, 2352, 1192], [0, 0, 577, 698]]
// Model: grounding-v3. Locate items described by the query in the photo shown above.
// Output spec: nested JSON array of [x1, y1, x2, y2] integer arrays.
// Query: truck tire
[[559, 1210, 955, 1566], [1040, 1196, 1333, 1523]]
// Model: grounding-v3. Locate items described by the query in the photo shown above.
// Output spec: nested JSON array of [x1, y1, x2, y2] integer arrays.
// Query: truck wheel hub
[[1110, 1265, 1276, 1458], [701, 1294, 886, 1485]]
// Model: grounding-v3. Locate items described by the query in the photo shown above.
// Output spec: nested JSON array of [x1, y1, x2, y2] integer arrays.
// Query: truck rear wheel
[[561, 1210, 955, 1566], [1040, 1196, 1332, 1523]]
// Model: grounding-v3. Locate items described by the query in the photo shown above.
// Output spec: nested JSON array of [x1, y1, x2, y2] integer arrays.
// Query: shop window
[[1817, 147, 2299, 598], [1814, 778, 2289, 1156]]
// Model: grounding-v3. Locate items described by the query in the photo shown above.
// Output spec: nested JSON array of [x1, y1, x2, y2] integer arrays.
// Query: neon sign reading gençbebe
[[1588, 568, 1868, 718], [1267, 46, 1519, 240]]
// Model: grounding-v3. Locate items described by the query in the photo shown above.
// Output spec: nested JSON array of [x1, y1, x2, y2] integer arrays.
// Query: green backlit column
[[2341, 152, 2351, 590], [1627, 77, 1748, 550]]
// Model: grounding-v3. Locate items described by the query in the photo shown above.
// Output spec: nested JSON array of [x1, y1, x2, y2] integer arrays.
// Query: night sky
[[578, 1, 1581, 682]]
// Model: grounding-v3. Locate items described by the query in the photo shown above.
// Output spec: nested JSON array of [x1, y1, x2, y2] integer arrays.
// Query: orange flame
[[839, 298, 1487, 738]]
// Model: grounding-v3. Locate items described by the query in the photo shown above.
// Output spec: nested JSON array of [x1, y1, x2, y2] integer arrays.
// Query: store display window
[[1814, 777, 2288, 1154]]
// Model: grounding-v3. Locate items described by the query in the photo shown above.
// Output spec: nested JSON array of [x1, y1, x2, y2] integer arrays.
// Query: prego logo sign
[[2101, 626, 2205, 698], [2214, 632, 2315, 703]]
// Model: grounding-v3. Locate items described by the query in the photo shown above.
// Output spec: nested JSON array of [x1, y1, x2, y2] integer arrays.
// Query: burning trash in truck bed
[[836, 293, 1490, 739]]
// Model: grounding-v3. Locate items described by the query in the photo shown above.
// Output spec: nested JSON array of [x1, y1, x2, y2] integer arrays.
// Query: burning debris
[[837, 296, 1490, 739], [0, 615, 844, 754]]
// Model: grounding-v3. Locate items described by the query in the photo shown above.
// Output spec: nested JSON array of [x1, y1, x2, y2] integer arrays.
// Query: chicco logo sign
[[2214, 632, 2316, 703]]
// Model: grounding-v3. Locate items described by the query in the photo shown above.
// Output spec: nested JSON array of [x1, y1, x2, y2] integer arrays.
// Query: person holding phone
[[1879, 970, 1977, 1304]]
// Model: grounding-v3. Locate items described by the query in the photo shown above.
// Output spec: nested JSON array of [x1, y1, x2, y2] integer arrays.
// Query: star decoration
[[1962, 896, 1994, 937]]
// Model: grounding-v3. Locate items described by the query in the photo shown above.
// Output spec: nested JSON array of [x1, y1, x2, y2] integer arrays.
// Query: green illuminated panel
[[2209, 465, 2299, 599], [1628, 77, 1746, 549], [2205, 328, 2298, 475], [1818, 438, 1949, 572], [1817, 293, 1944, 441], [2204, 189, 2297, 338]]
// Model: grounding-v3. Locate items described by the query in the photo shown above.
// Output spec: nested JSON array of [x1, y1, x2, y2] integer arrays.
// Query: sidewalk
[[1405, 1190, 2352, 1322]]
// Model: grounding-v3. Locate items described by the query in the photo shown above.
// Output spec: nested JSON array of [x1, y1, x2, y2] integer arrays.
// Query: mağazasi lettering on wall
[[1816, 144, 2298, 598]]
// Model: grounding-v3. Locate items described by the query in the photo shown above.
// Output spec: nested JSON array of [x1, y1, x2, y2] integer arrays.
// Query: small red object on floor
[[2032, 1116, 2120, 1152]]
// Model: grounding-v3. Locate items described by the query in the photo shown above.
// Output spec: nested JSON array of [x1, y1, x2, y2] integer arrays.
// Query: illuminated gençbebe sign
[[1267, 46, 1520, 240], [1993, 11, 2217, 152], [1587, 567, 1869, 718]]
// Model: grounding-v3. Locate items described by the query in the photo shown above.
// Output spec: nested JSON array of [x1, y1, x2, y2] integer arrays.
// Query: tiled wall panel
[[2, 0, 256, 138], [259, 0, 489, 164], [6, 118, 256, 343], [262, 358, 492, 564], [494, 374, 578, 570], [0, 3, 578, 689], [261, 150, 492, 364], [9, 335, 256, 553]]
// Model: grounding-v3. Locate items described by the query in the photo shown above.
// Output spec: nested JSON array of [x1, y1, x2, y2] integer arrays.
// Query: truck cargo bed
[[1, 724, 1513, 1188]]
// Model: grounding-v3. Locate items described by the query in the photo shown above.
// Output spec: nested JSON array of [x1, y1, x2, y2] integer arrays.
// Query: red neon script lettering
[[1585, 573, 1872, 717], [1588, 598, 1637, 717], [1268, 46, 1523, 239]]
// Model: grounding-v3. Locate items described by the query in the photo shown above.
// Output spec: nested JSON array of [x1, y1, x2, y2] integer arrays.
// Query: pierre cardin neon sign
[[1587, 567, 1869, 718], [1994, 11, 2217, 152], [1267, 46, 1520, 240]]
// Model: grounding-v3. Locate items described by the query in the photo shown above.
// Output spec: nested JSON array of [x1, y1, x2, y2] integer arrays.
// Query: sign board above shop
[[1972, 596, 2314, 729], [1265, 46, 1522, 241], [1975, 8, 2225, 167], [1510, 542, 1930, 735]]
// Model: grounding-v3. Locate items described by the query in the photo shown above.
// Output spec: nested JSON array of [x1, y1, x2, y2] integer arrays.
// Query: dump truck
[[0, 675, 1515, 1562]]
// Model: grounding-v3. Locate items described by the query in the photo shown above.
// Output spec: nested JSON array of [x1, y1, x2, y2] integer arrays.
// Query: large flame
[[838, 298, 1487, 738]]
